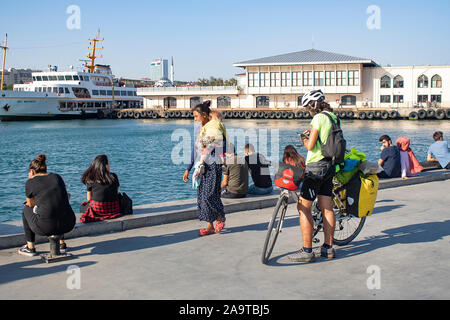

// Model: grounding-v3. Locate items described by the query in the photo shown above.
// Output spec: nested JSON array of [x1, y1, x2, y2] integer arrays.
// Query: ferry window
[[115, 90, 121, 96], [325, 71, 335, 86], [107, 90, 112, 95], [92, 90, 99, 95], [65, 88, 70, 94], [121, 91, 127, 96], [417, 75, 428, 88], [52, 87, 58, 93], [100, 90, 107, 95], [42, 87, 47, 92], [37, 87, 42, 92], [59, 87, 64, 94], [32, 76, 36, 81], [431, 95, 441, 103], [302, 71, 313, 86], [431, 75, 442, 88], [58, 76, 64, 81], [65, 75, 73, 81], [292, 72, 301, 87], [127, 91, 133, 96], [270, 72, 280, 87], [36, 76, 42, 81], [348, 71, 359, 86], [42, 76, 49, 81], [313, 71, 324, 86], [133, 92, 137, 96], [380, 95, 391, 103], [393, 75, 404, 88], [281, 72, 291, 87], [256, 96, 270, 107], [84, 76, 89, 81], [417, 95, 428, 103], [73, 75, 79, 81], [342, 95, 357, 105], [49, 76, 57, 81], [393, 95, 404, 103]]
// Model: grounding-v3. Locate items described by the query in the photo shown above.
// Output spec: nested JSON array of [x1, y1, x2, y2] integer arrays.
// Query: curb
[[1, 170, 449, 250]]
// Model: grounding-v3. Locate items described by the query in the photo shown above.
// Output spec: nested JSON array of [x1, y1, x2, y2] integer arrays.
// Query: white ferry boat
[[0, 34, 142, 121]]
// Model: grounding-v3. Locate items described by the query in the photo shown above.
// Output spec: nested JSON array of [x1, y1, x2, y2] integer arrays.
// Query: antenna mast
[[1, 34, 8, 90], [85, 30, 104, 73]]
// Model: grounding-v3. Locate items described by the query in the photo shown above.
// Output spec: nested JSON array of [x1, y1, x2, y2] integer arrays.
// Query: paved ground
[[0, 180, 449, 300]]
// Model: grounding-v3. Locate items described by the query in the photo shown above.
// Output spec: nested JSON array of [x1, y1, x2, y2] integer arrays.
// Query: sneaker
[[288, 248, 315, 263], [320, 245, 336, 259], [60, 242, 67, 251], [18, 244, 37, 257]]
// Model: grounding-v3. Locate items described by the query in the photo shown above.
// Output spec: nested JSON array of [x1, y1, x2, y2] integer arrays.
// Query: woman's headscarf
[[396, 137, 424, 174]]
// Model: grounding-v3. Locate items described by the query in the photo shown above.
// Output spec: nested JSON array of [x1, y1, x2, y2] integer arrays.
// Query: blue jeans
[[248, 184, 273, 195]]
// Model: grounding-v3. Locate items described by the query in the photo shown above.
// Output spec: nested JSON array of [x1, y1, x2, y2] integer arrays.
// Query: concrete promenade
[[0, 177, 449, 299]]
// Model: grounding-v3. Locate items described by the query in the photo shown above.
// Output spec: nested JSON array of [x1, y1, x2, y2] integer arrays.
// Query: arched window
[[164, 97, 177, 108], [297, 95, 304, 107], [217, 96, 231, 108], [190, 96, 203, 108], [341, 95, 356, 106], [381, 75, 391, 88], [418, 75, 428, 88], [393, 75, 404, 88], [256, 96, 270, 107], [431, 75, 442, 88]]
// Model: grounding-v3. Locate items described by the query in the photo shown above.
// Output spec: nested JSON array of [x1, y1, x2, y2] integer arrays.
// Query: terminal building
[[137, 49, 449, 110]]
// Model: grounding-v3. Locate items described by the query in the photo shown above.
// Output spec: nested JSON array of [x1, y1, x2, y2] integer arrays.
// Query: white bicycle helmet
[[301, 89, 325, 108]]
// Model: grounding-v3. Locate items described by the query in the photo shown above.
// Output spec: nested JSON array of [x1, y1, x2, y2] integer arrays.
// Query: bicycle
[[261, 178, 366, 264]]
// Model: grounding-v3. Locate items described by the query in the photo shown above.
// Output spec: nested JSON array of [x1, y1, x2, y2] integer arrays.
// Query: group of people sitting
[[377, 131, 450, 179], [18, 154, 123, 257]]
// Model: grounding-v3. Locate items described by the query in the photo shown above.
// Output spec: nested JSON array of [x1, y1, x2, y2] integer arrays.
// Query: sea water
[[1, 118, 449, 222]]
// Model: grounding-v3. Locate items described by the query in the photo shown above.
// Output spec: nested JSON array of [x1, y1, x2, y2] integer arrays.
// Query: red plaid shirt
[[80, 200, 122, 223]]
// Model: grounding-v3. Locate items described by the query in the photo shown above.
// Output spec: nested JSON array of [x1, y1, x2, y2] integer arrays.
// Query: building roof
[[233, 49, 378, 67]]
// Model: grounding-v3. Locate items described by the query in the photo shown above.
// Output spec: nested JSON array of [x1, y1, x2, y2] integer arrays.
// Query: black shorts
[[300, 163, 335, 201]]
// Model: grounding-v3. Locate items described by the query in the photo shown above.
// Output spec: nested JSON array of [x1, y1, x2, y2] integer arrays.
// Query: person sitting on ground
[[221, 144, 249, 198], [18, 154, 76, 257], [283, 145, 306, 169], [244, 143, 273, 195], [396, 137, 424, 179], [427, 131, 450, 170], [80, 154, 122, 223], [377, 135, 401, 179]]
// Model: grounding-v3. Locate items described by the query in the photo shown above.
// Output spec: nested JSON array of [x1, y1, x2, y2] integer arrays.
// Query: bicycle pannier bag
[[318, 112, 347, 166], [345, 173, 379, 218], [274, 162, 305, 191]]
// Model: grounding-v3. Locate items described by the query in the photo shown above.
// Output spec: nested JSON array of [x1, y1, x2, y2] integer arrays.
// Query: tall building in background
[[150, 58, 168, 81]]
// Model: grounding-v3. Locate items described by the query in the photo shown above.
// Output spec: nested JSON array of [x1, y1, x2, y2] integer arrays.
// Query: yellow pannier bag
[[345, 173, 379, 218]]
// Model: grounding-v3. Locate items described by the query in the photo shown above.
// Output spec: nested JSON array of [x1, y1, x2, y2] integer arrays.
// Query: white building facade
[[138, 49, 449, 109]]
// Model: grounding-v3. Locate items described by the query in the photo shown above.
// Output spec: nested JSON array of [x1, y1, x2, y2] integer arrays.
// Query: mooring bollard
[[41, 235, 74, 264]]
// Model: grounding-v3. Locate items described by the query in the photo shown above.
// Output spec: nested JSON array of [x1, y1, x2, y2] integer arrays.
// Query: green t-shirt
[[306, 111, 338, 164]]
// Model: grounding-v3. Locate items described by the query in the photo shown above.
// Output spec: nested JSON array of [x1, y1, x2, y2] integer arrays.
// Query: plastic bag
[[358, 161, 383, 175]]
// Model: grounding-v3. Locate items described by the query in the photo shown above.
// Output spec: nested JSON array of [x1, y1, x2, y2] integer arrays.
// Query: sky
[[1, 0, 449, 81]]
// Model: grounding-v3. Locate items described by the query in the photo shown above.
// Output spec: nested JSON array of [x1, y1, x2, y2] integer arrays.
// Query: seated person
[[244, 143, 273, 195], [377, 135, 401, 179], [396, 137, 424, 179], [18, 154, 76, 257], [427, 131, 450, 170], [283, 145, 306, 168], [221, 144, 249, 198], [80, 154, 122, 223]]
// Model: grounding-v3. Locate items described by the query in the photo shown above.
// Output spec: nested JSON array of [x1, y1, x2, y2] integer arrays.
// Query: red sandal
[[215, 221, 225, 233], [199, 228, 215, 236]]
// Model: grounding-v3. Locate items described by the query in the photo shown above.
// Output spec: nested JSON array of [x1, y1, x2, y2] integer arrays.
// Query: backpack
[[274, 162, 305, 191], [318, 112, 346, 165]]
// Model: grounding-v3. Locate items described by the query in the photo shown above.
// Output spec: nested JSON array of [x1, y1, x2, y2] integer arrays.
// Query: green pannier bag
[[345, 173, 379, 218]]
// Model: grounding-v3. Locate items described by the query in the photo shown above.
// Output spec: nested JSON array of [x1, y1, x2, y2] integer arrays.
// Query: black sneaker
[[60, 242, 67, 251], [320, 245, 336, 259], [18, 244, 37, 257], [288, 248, 316, 263]]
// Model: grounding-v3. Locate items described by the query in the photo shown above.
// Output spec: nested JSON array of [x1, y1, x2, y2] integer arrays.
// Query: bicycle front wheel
[[261, 195, 289, 264], [333, 215, 366, 246]]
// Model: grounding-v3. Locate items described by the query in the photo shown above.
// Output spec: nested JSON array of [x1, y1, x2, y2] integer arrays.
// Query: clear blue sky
[[1, 0, 449, 81]]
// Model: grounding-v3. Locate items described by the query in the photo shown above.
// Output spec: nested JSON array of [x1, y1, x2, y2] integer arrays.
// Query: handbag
[[118, 192, 133, 215]]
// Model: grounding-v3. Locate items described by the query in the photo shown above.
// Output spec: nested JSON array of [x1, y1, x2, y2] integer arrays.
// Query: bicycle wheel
[[261, 194, 289, 264], [333, 215, 366, 246]]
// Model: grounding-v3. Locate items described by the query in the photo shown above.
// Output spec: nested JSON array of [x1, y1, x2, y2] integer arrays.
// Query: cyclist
[[288, 90, 338, 263]]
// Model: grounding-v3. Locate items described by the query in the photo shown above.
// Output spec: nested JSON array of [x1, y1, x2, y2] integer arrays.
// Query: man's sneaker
[[320, 245, 336, 259], [288, 248, 315, 263], [18, 244, 37, 257]]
